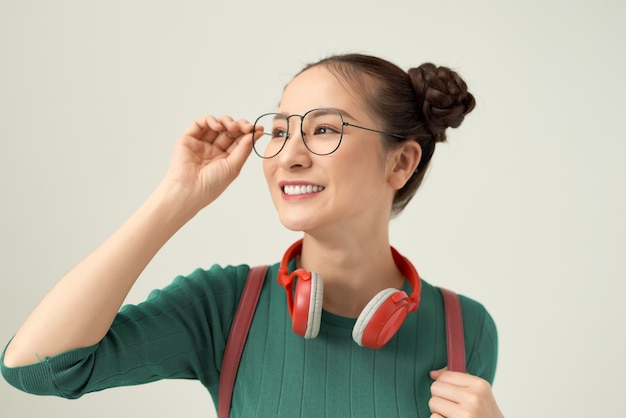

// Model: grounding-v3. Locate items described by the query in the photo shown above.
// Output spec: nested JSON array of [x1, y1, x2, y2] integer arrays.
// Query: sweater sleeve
[[1, 264, 249, 398], [459, 295, 499, 385]]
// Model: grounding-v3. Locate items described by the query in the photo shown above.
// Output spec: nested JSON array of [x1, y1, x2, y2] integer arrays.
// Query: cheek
[[262, 159, 273, 183], [262, 159, 283, 205], [338, 143, 388, 179]]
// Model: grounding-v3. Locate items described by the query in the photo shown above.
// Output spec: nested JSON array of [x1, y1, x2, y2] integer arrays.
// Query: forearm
[[3, 182, 197, 367]]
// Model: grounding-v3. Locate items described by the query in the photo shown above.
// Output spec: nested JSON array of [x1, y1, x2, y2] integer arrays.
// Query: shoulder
[[456, 292, 498, 383], [457, 293, 497, 335], [147, 264, 252, 302], [417, 280, 498, 382], [116, 264, 254, 327], [418, 280, 495, 335]]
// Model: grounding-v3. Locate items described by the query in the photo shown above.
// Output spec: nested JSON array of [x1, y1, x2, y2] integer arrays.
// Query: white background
[[1, 1, 624, 417]]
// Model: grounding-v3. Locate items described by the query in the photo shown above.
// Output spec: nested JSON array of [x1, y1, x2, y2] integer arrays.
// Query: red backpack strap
[[440, 287, 466, 373], [218, 265, 269, 418]]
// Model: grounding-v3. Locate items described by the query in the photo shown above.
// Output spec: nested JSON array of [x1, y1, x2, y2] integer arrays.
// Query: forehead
[[279, 66, 366, 117]]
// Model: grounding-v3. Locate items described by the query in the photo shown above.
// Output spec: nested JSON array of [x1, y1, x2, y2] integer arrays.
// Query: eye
[[313, 124, 340, 135], [271, 127, 288, 140]]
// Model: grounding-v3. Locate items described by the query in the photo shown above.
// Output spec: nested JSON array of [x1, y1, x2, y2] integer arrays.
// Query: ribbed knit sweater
[[1, 261, 498, 417]]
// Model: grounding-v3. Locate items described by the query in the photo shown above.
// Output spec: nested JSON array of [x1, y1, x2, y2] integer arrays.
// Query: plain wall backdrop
[[1, 1, 624, 417]]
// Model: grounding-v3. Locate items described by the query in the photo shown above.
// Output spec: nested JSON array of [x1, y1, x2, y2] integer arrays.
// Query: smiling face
[[262, 65, 399, 237]]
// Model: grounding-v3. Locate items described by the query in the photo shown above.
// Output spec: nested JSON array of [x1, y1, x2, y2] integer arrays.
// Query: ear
[[387, 141, 422, 190]]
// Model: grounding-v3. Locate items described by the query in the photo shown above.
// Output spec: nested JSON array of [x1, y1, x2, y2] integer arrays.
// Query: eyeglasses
[[252, 108, 405, 159]]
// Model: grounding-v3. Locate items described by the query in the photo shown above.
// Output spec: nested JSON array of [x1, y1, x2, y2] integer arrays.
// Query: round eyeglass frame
[[251, 108, 405, 159]]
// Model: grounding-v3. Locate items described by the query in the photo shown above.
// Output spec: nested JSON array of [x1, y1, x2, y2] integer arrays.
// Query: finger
[[431, 373, 497, 416], [211, 131, 239, 153], [225, 130, 249, 155], [234, 118, 254, 133], [220, 116, 255, 139], [211, 118, 255, 151], [182, 116, 226, 145], [429, 367, 447, 381], [192, 116, 238, 151], [215, 115, 239, 135], [250, 124, 264, 145], [224, 132, 255, 173], [432, 370, 473, 387], [428, 393, 459, 418], [205, 115, 229, 133], [431, 377, 465, 402]]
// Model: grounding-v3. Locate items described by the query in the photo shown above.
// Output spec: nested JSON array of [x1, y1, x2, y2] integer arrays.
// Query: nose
[[278, 118, 312, 169]]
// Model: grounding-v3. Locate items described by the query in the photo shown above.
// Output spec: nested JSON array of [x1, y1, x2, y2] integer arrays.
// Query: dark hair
[[298, 54, 476, 216]]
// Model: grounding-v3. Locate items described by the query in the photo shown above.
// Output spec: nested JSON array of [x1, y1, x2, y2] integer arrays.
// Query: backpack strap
[[218, 265, 269, 418], [440, 287, 466, 373], [218, 267, 466, 417]]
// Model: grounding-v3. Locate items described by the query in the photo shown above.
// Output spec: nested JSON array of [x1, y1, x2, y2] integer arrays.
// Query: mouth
[[282, 184, 325, 196]]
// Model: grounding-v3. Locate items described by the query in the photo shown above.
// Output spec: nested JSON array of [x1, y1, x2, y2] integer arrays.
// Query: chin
[[277, 215, 312, 232]]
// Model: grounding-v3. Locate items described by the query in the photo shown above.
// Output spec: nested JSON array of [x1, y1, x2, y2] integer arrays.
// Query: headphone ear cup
[[352, 288, 409, 349], [292, 272, 324, 339]]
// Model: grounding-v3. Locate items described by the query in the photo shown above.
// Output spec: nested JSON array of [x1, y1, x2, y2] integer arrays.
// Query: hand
[[163, 115, 261, 211], [429, 368, 504, 418]]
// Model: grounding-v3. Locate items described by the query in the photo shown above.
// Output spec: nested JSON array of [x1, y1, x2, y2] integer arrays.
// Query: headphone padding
[[304, 272, 323, 339], [352, 288, 398, 346]]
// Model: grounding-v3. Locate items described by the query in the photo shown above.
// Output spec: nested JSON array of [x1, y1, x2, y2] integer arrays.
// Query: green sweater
[[1, 261, 498, 417]]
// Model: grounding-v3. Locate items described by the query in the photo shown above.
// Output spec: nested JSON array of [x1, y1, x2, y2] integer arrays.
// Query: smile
[[282, 185, 325, 195]]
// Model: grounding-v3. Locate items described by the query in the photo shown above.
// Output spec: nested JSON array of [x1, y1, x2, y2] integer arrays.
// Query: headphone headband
[[277, 239, 421, 315]]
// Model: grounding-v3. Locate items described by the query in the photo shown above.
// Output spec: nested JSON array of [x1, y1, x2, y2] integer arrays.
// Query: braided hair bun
[[408, 64, 476, 142]]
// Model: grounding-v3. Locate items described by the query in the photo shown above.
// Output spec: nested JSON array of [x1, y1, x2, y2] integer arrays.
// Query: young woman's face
[[262, 65, 397, 236]]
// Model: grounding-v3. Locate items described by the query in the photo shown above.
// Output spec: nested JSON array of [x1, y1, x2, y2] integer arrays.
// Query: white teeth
[[283, 185, 325, 195]]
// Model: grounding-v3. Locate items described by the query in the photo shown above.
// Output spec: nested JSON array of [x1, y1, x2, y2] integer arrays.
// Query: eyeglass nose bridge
[[283, 113, 307, 141]]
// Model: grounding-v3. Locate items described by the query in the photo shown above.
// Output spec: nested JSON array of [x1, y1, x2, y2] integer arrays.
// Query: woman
[[2, 54, 503, 417]]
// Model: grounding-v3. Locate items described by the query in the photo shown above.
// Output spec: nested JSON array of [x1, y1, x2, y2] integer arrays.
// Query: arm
[[3, 115, 259, 367], [2, 264, 251, 398]]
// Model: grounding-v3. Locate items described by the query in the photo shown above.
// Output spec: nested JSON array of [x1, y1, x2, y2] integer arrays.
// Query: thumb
[[225, 132, 255, 172], [429, 367, 447, 380]]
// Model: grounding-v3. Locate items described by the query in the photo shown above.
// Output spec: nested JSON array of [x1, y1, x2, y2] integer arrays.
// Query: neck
[[297, 231, 406, 318]]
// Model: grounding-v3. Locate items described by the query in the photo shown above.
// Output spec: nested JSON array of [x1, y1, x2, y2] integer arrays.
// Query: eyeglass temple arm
[[342, 122, 405, 140]]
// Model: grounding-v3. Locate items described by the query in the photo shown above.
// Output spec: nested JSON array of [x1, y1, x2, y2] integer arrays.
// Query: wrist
[[142, 181, 203, 233]]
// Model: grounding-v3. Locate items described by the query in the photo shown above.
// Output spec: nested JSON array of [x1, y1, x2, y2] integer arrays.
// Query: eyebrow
[[334, 108, 357, 121], [276, 107, 359, 121]]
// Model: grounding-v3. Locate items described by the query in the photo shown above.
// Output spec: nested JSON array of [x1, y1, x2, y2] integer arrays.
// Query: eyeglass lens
[[253, 109, 344, 158]]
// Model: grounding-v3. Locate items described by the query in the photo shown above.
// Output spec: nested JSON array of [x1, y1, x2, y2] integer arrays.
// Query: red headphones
[[277, 239, 421, 349]]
